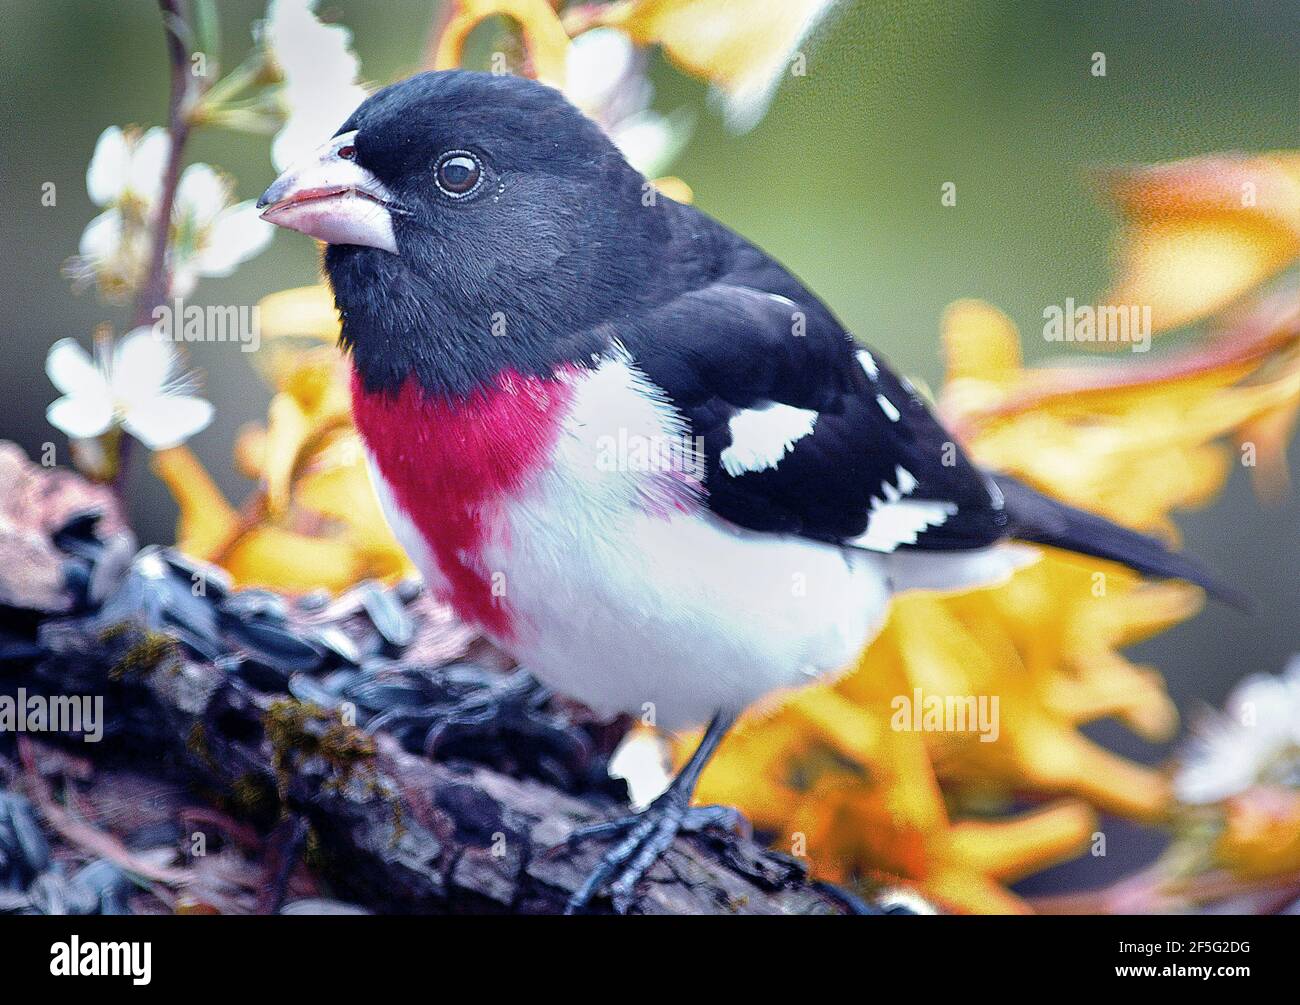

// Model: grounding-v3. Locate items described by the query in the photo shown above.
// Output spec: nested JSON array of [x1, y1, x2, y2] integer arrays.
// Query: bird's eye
[[434, 151, 483, 198], [337, 144, 357, 160]]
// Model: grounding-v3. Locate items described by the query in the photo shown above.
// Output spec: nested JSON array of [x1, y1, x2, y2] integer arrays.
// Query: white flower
[[565, 28, 691, 179], [72, 128, 269, 299], [86, 125, 171, 210], [1174, 659, 1300, 805], [566, 28, 650, 122], [71, 127, 173, 298], [261, 0, 369, 171], [45, 330, 214, 451], [168, 164, 273, 298]]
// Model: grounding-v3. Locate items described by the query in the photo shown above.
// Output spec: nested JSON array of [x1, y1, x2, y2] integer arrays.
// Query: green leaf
[[192, 0, 221, 74]]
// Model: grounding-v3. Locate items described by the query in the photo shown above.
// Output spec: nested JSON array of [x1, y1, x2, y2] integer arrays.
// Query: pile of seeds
[[0, 445, 893, 915], [0, 505, 624, 914]]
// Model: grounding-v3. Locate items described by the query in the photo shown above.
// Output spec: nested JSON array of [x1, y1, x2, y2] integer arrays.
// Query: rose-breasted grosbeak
[[259, 71, 1230, 913]]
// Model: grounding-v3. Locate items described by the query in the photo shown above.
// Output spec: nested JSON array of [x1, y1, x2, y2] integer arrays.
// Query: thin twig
[[133, 0, 197, 329], [18, 738, 196, 887]]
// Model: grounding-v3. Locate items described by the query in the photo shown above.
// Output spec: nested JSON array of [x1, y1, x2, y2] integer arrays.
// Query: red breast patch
[[351, 368, 573, 638]]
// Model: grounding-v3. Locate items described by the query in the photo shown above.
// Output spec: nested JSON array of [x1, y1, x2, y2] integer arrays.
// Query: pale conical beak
[[258, 131, 401, 253]]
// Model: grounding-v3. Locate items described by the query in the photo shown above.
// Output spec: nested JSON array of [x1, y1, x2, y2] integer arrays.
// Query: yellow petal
[[1100, 153, 1300, 334], [781, 687, 880, 765], [1103, 153, 1300, 232], [151, 446, 239, 561], [1109, 215, 1299, 333], [1014, 723, 1172, 822], [923, 866, 1033, 915], [296, 445, 412, 568], [222, 527, 366, 594], [233, 423, 267, 480], [262, 392, 312, 515], [258, 285, 340, 342], [946, 802, 1097, 882], [434, 0, 570, 89], [942, 299, 1023, 384], [1239, 401, 1299, 500], [650, 176, 693, 203], [597, 0, 835, 129]]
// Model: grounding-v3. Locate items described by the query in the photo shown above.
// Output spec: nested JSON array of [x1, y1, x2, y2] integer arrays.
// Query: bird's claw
[[559, 795, 749, 914]]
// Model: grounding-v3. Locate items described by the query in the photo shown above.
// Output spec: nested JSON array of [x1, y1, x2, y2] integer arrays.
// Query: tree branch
[[0, 441, 873, 915], [132, 0, 196, 329]]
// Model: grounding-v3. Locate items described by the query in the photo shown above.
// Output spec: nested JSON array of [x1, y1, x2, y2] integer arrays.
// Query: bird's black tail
[[992, 474, 1244, 607]]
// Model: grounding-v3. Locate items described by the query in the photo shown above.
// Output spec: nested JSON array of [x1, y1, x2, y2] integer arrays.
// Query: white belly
[[368, 356, 893, 732], [492, 490, 891, 732]]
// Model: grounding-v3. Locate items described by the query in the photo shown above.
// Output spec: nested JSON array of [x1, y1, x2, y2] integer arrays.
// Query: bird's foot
[[558, 789, 749, 914]]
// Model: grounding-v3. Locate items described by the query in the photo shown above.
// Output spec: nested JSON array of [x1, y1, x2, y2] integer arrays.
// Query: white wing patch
[[853, 464, 957, 552], [721, 403, 818, 477], [857, 349, 879, 379]]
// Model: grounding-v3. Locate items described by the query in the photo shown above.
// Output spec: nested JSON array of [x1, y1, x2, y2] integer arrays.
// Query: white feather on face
[[720, 402, 818, 476]]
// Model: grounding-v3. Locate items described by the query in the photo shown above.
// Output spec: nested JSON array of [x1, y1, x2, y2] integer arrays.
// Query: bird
[[258, 69, 1231, 913]]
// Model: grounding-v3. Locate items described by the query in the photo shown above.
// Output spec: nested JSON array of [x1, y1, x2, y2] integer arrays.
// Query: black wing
[[611, 249, 1009, 552]]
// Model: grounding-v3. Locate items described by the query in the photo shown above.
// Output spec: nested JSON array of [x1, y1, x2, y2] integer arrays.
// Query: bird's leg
[[560, 711, 745, 914]]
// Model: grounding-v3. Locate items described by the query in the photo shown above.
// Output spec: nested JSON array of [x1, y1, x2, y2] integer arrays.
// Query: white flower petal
[[566, 28, 637, 114], [111, 327, 178, 403], [122, 394, 213, 450], [128, 127, 171, 206], [613, 109, 692, 179], [79, 209, 122, 264], [266, 0, 362, 90], [46, 393, 113, 440], [196, 201, 274, 277], [86, 126, 128, 206], [174, 163, 230, 227], [46, 338, 107, 398], [271, 87, 367, 171], [1175, 662, 1300, 804], [264, 0, 368, 170], [168, 260, 199, 300]]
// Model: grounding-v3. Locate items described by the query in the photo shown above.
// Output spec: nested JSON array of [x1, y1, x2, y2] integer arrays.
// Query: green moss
[[227, 772, 276, 817], [186, 722, 221, 775], [101, 624, 179, 680], [302, 825, 328, 872], [263, 698, 377, 800]]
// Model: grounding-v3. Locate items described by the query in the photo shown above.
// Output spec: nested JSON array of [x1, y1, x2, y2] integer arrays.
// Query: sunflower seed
[[224, 618, 326, 672], [358, 581, 414, 648]]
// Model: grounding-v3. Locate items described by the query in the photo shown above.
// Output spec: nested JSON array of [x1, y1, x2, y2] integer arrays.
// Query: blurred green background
[[1, 1, 1296, 890]]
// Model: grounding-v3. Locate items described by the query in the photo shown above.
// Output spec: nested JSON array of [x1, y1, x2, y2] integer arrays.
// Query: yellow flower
[[941, 295, 1300, 533], [153, 284, 413, 592], [590, 0, 838, 130], [691, 161, 1300, 908], [1100, 152, 1300, 336], [432, 0, 830, 135], [433, 0, 571, 88]]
